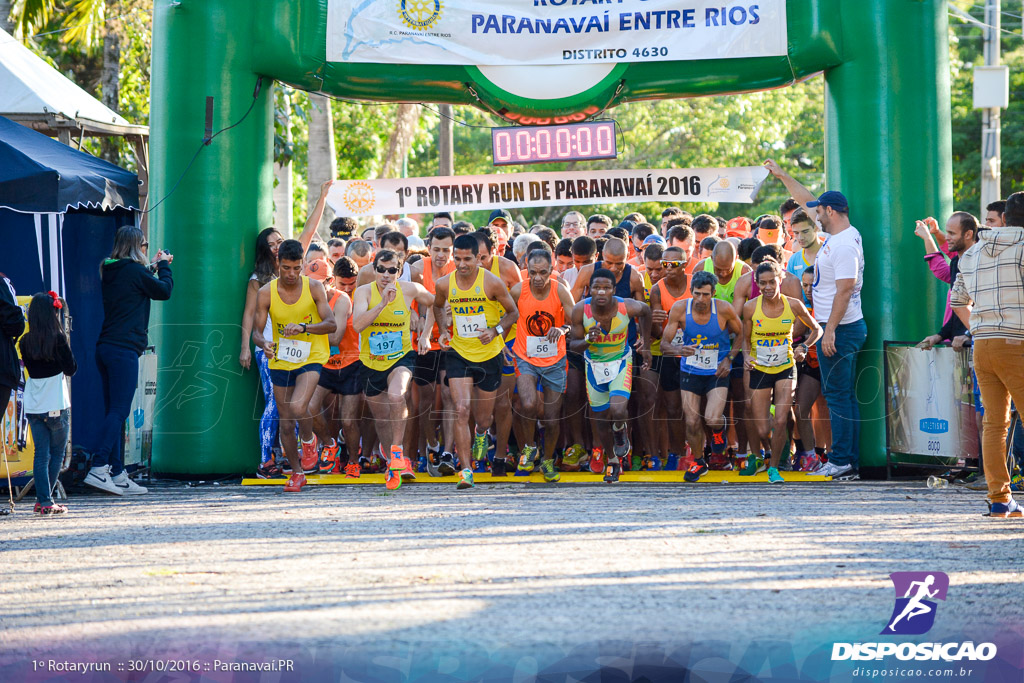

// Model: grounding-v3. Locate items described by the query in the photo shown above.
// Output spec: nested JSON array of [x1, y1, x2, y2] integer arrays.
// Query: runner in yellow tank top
[[252, 239, 338, 493], [740, 258, 821, 484], [352, 249, 436, 491], [432, 233, 519, 490], [474, 227, 523, 471]]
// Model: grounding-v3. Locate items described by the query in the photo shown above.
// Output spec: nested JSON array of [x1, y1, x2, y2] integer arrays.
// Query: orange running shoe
[[283, 472, 306, 492], [318, 441, 340, 474], [589, 447, 606, 474], [300, 439, 319, 473], [344, 462, 361, 479], [385, 467, 402, 490]]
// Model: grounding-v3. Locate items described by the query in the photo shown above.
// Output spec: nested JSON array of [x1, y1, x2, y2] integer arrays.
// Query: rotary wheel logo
[[718, 177, 731, 189], [398, 0, 443, 31], [343, 181, 375, 215]]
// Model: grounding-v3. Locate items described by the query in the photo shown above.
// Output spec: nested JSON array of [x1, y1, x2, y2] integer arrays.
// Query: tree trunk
[[100, 1, 121, 164], [0, 0, 13, 34], [273, 86, 294, 236], [438, 104, 454, 176], [380, 103, 421, 179], [307, 93, 337, 238]]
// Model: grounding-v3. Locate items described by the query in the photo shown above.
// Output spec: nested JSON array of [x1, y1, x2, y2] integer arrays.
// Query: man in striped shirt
[[951, 191, 1024, 518]]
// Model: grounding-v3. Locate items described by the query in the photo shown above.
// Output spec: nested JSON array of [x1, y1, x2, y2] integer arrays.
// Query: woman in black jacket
[[0, 273, 25, 415], [84, 227, 173, 497], [19, 292, 77, 514]]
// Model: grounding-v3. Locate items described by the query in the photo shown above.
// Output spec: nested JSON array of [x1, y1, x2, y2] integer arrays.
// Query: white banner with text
[[327, 1, 788, 66], [325, 166, 770, 217]]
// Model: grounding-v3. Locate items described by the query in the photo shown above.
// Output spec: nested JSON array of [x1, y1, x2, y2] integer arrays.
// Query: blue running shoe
[[985, 498, 1022, 518], [647, 455, 662, 471], [768, 467, 785, 484], [416, 455, 428, 473], [665, 453, 679, 471]]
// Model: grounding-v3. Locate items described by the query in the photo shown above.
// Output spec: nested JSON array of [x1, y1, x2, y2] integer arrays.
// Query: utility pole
[[439, 104, 454, 177], [980, 0, 1002, 211]]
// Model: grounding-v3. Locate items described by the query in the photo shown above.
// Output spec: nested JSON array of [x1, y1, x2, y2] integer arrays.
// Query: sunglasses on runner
[[375, 266, 400, 274], [661, 260, 685, 268]]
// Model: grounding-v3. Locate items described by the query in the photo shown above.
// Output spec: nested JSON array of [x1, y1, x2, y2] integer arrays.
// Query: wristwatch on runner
[[495, 324, 505, 337]]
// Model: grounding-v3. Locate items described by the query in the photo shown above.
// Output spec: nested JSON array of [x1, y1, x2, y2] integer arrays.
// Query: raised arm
[[296, 180, 334, 252], [763, 159, 816, 214]]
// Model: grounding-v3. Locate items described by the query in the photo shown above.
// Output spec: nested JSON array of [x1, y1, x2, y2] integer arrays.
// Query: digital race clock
[[491, 121, 617, 166]]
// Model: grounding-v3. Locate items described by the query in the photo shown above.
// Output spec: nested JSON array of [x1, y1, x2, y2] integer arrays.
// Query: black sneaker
[[603, 461, 622, 483], [438, 452, 457, 476], [491, 457, 508, 477], [257, 463, 283, 479], [683, 458, 709, 482]]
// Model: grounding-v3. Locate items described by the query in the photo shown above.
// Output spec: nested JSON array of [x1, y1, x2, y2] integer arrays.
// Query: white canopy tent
[[0, 27, 149, 220]]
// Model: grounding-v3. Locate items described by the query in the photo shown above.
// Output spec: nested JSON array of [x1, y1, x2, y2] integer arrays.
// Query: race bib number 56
[[527, 335, 558, 359]]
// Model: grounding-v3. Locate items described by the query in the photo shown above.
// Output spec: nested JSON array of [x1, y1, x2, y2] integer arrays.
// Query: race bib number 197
[[369, 330, 403, 357]]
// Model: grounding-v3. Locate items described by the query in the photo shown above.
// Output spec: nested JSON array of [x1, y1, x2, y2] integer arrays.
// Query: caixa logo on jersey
[[832, 572, 998, 662]]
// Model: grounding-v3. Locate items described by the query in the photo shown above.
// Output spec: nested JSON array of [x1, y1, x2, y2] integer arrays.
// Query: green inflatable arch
[[148, 0, 952, 475]]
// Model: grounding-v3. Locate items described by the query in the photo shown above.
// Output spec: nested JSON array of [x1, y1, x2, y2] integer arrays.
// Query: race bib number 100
[[455, 313, 487, 338], [278, 338, 311, 363]]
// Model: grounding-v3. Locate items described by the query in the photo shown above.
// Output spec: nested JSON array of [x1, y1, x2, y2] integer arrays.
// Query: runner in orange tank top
[[648, 246, 691, 470]]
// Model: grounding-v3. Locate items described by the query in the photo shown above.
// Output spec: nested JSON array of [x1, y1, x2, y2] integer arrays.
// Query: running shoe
[[416, 455, 428, 473], [739, 455, 764, 477], [603, 461, 622, 483], [344, 462, 361, 479], [665, 453, 679, 471], [318, 441, 340, 474], [647, 455, 662, 471], [684, 458, 709, 483], [37, 503, 68, 515], [392, 455, 416, 481], [457, 468, 475, 490], [589, 448, 606, 474], [540, 459, 560, 482], [517, 445, 538, 476], [283, 472, 306, 492], [438, 452, 457, 476], [369, 448, 386, 473], [358, 455, 372, 474], [427, 442, 442, 467], [491, 457, 508, 477], [562, 444, 585, 471], [300, 438, 319, 474], [768, 467, 785, 484], [472, 432, 489, 462], [710, 426, 728, 454], [679, 452, 695, 472], [473, 459, 489, 473], [631, 454, 643, 471], [816, 461, 852, 479], [612, 428, 631, 459], [779, 457, 795, 472], [718, 456, 734, 472], [708, 453, 730, 471], [257, 462, 282, 479], [984, 498, 1022, 518], [385, 467, 402, 490]]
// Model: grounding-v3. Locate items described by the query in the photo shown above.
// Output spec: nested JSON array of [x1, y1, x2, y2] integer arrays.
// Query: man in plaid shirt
[[951, 191, 1024, 518]]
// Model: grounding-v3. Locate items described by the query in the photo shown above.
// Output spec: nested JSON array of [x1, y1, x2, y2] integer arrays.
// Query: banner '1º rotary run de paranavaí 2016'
[[325, 167, 770, 218], [326, 0, 788, 66]]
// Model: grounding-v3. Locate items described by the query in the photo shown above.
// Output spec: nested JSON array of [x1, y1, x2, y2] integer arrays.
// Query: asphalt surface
[[0, 480, 1021, 676]]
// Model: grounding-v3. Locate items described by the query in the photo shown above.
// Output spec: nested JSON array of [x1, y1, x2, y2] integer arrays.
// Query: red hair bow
[[48, 291, 63, 310]]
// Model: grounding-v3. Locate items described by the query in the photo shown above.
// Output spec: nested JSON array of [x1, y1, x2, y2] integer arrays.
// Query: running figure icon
[[882, 571, 949, 635]]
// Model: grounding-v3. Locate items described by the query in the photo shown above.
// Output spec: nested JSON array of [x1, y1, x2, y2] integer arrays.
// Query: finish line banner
[[326, 1, 788, 66], [326, 166, 770, 218]]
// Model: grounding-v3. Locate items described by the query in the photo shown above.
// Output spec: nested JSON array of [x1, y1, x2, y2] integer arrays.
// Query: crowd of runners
[[242, 160, 868, 492]]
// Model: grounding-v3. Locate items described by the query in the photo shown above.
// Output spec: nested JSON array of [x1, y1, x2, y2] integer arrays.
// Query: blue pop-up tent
[[0, 115, 140, 452]]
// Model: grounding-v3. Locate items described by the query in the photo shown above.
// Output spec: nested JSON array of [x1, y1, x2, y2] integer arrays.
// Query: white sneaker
[[817, 462, 853, 479], [111, 470, 148, 495], [84, 465, 123, 496]]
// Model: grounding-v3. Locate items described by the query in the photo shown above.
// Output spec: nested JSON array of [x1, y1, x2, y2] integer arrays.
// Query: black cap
[[488, 209, 512, 225]]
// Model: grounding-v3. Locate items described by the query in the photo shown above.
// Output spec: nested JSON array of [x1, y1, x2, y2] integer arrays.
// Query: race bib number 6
[[526, 335, 558, 359], [278, 338, 312, 363], [455, 313, 487, 338], [589, 359, 622, 383]]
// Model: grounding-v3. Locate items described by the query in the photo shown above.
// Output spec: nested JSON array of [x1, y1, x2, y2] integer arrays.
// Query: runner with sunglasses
[[351, 249, 437, 490]]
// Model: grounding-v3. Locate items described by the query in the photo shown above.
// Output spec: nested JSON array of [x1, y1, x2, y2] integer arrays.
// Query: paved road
[[0, 481, 1021, 678]]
